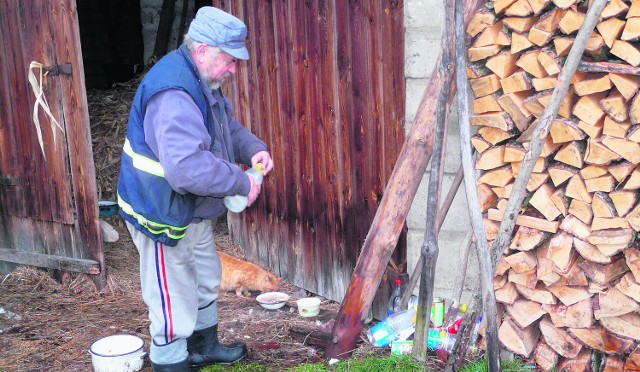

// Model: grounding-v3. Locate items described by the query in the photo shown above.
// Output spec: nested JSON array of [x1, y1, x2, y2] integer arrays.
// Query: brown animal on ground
[[219, 251, 281, 296]]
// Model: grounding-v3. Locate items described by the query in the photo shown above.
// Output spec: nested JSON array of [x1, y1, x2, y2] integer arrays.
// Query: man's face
[[201, 47, 237, 90]]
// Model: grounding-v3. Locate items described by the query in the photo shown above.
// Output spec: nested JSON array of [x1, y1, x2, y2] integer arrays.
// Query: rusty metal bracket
[[44, 63, 72, 76]]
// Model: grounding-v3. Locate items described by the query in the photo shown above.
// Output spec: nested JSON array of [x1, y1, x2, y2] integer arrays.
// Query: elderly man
[[117, 7, 273, 371]]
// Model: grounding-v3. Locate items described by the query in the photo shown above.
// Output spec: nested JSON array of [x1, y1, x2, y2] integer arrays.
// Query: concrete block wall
[[404, 0, 480, 304]]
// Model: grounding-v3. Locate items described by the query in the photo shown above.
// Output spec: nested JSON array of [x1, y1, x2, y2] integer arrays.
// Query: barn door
[[0, 1, 75, 224], [0, 0, 105, 285]]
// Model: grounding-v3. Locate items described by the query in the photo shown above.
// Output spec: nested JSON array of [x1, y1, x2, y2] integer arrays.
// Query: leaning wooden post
[[412, 0, 455, 359], [489, 0, 608, 271], [325, 0, 486, 360], [453, 0, 500, 368], [400, 164, 463, 311]]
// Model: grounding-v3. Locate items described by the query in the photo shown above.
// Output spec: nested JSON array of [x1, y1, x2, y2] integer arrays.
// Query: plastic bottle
[[224, 164, 265, 213], [387, 278, 404, 316], [446, 303, 468, 334], [367, 306, 416, 348], [426, 329, 457, 351], [467, 315, 483, 355]]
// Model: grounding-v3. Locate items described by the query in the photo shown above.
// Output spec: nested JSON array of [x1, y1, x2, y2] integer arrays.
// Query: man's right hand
[[246, 174, 261, 206]]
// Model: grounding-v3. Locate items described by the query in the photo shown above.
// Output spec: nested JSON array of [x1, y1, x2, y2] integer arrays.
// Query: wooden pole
[[400, 164, 463, 311], [578, 61, 640, 76], [325, 0, 486, 360], [449, 231, 473, 308], [153, 0, 177, 58], [489, 0, 608, 271], [412, 0, 454, 359], [454, 0, 500, 368]]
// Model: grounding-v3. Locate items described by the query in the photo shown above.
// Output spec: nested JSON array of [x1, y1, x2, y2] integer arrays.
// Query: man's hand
[[247, 173, 261, 206], [251, 151, 274, 175]]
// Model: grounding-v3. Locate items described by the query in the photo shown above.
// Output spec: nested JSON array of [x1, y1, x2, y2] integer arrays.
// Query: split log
[[600, 312, 640, 341], [547, 285, 593, 306], [601, 356, 624, 372], [578, 259, 629, 286], [614, 273, 640, 302], [534, 339, 559, 372], [594, 287, 639, 319], [626, 346, 640, 371], [514, 283, 555, 305], [539, 315, 583, 358], [626, 247, 640, 282], [510, 226, 548, 251], [496, 281, 519, 304], [498, 316, 541, 358], [573, 238, 611, 264], [505, 299, 547, 328], [569, 326, 634, 355], [542, 298, 593, 328], [556, 348, 592, 372]]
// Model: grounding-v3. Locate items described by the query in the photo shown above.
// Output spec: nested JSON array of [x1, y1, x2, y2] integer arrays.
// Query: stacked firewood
[[467, 0, 640, 370]]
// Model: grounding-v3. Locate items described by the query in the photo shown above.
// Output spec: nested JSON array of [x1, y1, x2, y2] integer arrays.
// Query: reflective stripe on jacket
[[117, 45, 212, 246]]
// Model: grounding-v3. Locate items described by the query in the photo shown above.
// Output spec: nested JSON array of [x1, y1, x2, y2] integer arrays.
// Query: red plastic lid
[[395, 278, 401, 286]]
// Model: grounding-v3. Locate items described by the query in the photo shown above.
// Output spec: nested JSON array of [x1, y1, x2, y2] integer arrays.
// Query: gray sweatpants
[[126, 219, 221, 365]]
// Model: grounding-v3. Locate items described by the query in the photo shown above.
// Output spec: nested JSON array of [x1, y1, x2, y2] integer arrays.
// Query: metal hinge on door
[[0, 175, 21, 186], [44, 63, 72, 76]]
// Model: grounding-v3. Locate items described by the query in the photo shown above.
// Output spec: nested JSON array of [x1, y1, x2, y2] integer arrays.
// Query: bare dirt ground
[[0, 217, 386, 371]]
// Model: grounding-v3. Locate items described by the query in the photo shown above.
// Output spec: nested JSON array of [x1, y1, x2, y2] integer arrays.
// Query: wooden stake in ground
[[489, 0, 609, 271], [325, 0, 486, 360], [400, 165, 464, 311], [455, 0, 500, 369], [413, 0, 455, 357]]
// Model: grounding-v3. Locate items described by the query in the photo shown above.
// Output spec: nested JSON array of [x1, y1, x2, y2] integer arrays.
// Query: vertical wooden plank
[[382, 0, 406, 181], [367, 0, 383, 212], [272, 0, 296, 279], [378, 0, 407, 263], [1, 1, 38, 219], [303, 0, 322, 293], [334, 0, 357, 273], [50, 0, 105, 286], [349, 0, 376, 255], [0, 1, 24, 220], [316, 0, 342, 296]]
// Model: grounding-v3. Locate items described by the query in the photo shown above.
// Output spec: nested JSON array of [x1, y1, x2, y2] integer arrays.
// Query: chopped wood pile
[[467, 0, 640, 369]]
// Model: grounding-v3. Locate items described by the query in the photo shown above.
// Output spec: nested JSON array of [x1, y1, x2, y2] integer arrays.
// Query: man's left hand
[[251, 151, 274, 175]]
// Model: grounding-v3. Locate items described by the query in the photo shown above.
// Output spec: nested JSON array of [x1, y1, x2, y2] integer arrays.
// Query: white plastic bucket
[[89, 334, 146, 372], [297, 297, 321, 317]]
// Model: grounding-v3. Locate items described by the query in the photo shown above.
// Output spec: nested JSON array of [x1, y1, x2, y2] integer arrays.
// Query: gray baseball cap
[[187, 7, 249, 60]]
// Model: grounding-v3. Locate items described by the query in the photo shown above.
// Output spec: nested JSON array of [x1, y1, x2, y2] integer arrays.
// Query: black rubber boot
[[151, 358, 189, 372], [187, 324, 248, 368]]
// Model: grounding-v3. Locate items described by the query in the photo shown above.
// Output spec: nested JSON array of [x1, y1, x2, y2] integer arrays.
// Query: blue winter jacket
[[117, 44, 265, 246]]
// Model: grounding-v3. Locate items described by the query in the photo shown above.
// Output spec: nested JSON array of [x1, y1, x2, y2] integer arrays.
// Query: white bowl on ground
[[89, 334, 146, 372], [256, 292, 290, 310]]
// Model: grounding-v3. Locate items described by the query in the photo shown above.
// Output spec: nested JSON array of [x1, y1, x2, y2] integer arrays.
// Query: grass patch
[[201, 354, 428, 372], [459, 357, 533, 372]]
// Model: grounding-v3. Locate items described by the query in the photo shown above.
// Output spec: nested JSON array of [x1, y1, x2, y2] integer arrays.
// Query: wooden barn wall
[[213, 0, 406, 302], [0, 0, 104, 281]]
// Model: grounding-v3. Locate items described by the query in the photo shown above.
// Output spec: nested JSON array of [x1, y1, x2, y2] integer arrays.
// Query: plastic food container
[[256, 292, 290, 310], [89, 334, 146, 372], [296, 297, 321, 317]]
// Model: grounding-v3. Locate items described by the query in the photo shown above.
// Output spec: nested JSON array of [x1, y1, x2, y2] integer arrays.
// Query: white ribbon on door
[[28, 61, 64, 160]]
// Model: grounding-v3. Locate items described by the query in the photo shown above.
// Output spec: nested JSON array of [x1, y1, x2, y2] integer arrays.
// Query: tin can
[[431, 297, 445, 327]]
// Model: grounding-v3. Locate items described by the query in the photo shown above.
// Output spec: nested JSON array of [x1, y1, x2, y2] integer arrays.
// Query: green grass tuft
[[459, 357, 534, 372], [200, 354, 427, 372]]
